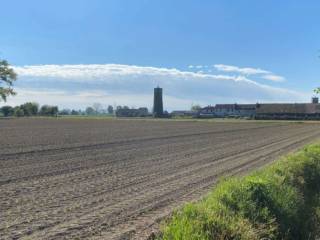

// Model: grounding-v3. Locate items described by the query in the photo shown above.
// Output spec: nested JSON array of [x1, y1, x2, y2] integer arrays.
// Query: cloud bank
[[1, 64, 308, 110], [214, 64, 270, 75], [213, 64, 285, 82]]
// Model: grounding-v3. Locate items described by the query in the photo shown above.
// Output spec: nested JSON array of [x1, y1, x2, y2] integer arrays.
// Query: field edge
[[158, 142, 320, 240]]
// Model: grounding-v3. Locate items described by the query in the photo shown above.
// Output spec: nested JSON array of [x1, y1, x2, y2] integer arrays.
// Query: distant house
[[137, 107, 149, 117], [255, 103, 320, 120], [198, 106, 215, 118], [171, 110, 196, 117]]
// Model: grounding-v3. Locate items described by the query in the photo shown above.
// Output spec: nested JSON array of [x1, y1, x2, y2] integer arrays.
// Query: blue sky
[[1, 0, 320, 110]]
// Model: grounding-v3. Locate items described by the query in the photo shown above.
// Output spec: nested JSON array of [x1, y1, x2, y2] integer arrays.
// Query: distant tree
[[40, 105, 58, 116], [123, 106, 129, 110], [116, 106, 122, 111], [0, 60, 17, 101], [20, 102, 39, 116], [71, 109, 80, 115], [107, 105, 114, 114], [59, 109, 71, 115], [191, 104, 202, 112], [13, 106, 24, 117], [92, 103, 102, 114], [52, 106, 58, 116], [314, 88, 320, 94], [0, 105, 14, 117], [85, 106, 95, 115]]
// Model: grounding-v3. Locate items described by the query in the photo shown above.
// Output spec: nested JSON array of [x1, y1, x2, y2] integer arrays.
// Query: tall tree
[[191, 104, 202, 112], [0, 60, 17, 101], [20, 102, 39, 116], [13, 107, 24, 117], [0, 106, 14, 117], [85, 106, 95, 115], [71, 109, 80, 115]]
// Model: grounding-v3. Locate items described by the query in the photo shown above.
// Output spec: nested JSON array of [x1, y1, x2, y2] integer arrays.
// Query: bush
[[161, 144, 320, 240]]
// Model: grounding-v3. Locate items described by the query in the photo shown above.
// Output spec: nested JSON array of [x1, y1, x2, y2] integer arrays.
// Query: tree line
[[59, 105, 141, 116], [59, 103, 114, 116], [0, 102, 151, 118], [0, 102, 59, 117]]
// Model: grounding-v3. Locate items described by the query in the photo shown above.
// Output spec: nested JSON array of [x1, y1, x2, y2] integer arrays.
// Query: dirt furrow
[[1, 119, 320, 240]]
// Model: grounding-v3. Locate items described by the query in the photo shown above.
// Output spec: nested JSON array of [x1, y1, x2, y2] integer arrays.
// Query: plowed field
[[1, 118, 320, 239]]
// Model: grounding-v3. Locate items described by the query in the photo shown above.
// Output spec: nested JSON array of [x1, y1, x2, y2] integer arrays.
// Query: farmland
[[1, 118, 320, 239]]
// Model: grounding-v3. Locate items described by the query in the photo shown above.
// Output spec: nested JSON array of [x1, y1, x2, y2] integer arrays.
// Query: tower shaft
[[153, 87, 163, 117]]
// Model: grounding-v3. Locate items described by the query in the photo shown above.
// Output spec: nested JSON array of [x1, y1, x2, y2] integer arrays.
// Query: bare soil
[[1, 118, 320, 239]]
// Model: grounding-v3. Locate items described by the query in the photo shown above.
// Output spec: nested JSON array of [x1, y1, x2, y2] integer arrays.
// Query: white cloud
[[214, 64, 270, 75], [261, 74, 286, 82], [1, 64, 307, 110], [214, 64, 286, 83], [188, 65, 208, 69]]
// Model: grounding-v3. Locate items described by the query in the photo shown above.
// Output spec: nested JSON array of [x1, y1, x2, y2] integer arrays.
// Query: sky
[[1, 0, 319, 111]]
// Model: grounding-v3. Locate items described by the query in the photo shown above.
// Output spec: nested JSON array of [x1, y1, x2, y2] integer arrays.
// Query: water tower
[[153, 87, 163, 117]]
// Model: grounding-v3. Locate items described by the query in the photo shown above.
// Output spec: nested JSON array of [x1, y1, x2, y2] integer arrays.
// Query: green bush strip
[[161, 144, 320, 240]]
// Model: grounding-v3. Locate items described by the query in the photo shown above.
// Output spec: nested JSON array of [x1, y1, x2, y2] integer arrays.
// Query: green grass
[[160, 144, 320, 240]]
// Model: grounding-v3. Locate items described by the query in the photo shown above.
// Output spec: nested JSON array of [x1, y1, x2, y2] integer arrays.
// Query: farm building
[[215, 104, 256, 117], [255, 102, 320, 120], [198, 98, 320, 120], [214, 104, 236, 117]]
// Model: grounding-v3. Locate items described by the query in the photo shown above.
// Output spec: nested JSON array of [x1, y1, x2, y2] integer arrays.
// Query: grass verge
[[160, 144, 320, 240]]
